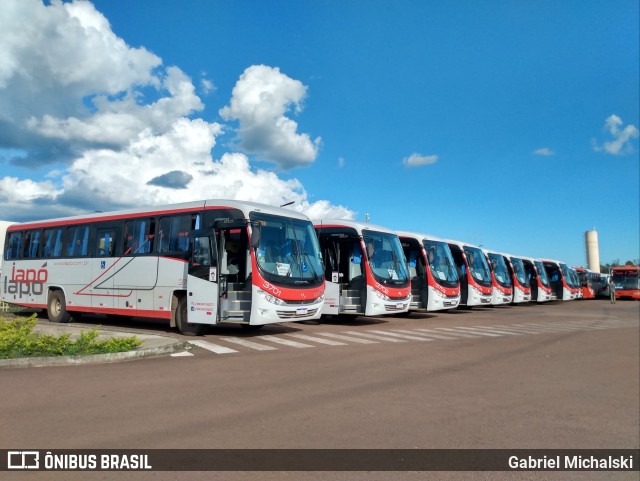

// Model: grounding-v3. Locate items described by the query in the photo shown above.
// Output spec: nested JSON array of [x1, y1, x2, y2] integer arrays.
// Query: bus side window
[[5, 231, 23, 260], [28, 230, 42, 258], [20, 231, 32, 258], [124, 218, 155, 255], [96, 229, 116, 257], [43, 228, 64, 258], [66, 225, 90, 257], [158, 215, 192, 254]]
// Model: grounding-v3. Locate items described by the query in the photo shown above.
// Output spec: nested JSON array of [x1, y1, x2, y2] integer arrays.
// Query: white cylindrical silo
[[584, 229, 600, 273]]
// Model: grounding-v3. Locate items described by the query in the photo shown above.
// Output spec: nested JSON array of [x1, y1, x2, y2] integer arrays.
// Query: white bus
[[568, 267, 582, 299], [521, 257, 552, 302], [1, 200, 326, 335], [541, 259, 573, 301], [314, 220, 411, 317], [0, 222, 15, 277], [445, 239, 493, 306], [397, 231, 460, 311], [483, 249, 513, 305], [503, 254, 532, 304]]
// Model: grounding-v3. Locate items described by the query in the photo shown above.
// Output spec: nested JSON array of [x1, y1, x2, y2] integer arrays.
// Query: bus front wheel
[[175, 295, 207, 336], [48, 290, 71, 323]]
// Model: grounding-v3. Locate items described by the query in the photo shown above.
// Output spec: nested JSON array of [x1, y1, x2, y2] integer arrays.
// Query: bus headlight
[[433, 288, 446, 298], [374, 290, 391, 301], [257, 289, 285, 305]]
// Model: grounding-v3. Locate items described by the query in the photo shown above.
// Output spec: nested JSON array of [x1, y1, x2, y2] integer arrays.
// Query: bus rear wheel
[[47, 290, 71, 323], [175, 295, 207, 336]]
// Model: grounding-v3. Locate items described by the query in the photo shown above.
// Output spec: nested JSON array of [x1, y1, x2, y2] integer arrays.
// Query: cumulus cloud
[[220, 65, 321, 170], [0, 0, 352, 222], [533, 148, 554, 157], [403, 153, 438, 168], [592, 115, 639, 155]]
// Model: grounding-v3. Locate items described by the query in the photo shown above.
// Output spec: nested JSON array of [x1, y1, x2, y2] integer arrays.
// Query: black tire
[[47, 290, 71, 323], [175, 295, 207, 336]]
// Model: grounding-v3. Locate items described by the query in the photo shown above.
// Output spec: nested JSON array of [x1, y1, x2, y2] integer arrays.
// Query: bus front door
[[186, 234, 219, 324]]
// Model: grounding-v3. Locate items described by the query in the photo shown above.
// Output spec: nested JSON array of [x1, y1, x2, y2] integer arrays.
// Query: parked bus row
[[1, 200, 635, 335]]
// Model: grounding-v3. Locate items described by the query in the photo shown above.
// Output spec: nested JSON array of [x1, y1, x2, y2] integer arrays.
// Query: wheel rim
[[52, 298, 61, 317]]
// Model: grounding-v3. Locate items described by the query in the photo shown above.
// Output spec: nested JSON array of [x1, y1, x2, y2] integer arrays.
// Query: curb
[[0, 337, 188, 369]]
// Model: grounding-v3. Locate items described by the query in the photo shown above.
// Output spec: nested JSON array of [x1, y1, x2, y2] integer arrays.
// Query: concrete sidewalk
[[0, 320, 187, 368]]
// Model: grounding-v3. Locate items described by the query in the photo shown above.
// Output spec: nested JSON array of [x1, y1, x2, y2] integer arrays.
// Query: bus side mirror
[[250, 222, 261, 249]]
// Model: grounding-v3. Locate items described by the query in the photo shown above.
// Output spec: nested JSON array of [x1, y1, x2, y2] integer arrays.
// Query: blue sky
[[1, 0, 638, 268]]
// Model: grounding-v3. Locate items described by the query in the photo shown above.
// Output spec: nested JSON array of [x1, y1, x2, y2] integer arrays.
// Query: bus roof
[[6, 199, 312, 231], [396, 230, 449, 243], [611, 265, 639, 272], [313, 219, 398, 235], [442, 238, 483, 250]]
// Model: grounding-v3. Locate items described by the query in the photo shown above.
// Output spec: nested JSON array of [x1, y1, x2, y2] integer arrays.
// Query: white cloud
[[200, 77, 216, 95], [0, 0, 352, 223], [533, 147, 554, 157], [592, 115, 639, 155], [0, 0, 161, 122], [26, 67, 205, 147], [220, 65, 321, 169], [403, 153, 438, 168]]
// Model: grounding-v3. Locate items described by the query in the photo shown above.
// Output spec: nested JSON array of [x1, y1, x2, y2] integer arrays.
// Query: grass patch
[[0, 314, 142, 359]]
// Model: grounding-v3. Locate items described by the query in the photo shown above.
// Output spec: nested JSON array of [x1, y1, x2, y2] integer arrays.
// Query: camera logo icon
[[7, 451, 40, 469]]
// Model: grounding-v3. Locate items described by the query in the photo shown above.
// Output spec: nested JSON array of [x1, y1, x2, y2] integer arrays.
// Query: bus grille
[[276, 308, 319, 319], [283, 298, 320, 305], [385, 303, 408, 312]]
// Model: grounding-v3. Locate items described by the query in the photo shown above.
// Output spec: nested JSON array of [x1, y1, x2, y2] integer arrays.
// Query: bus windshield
[[488, 253, 512, 288], [464, 246, 492, 287], [510, 257, 529, 287], [423, 240, 458, 287], [534, 261, 550, 287], [251, 213, 324, 286], [364, 230, 409, 286], [560, 264, 574, 287], [611, 270, 640, 290]]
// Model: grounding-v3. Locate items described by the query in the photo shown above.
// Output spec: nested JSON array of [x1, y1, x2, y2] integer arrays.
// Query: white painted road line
[[520, 323, 582, 332], [219, 337, 278, 351], [446, 327, 502, 337], [342, 331, 407, 342], [171, 351, 195, 357], [430, 328, 482, 338], [317, 332, 379, 344], [508, 324, 572, 333], [188, 340, 239, 354], [368, 330, 433, 341], [257, 335, 314, 348], [487, 325, 546, 334], [286, 333, 348, 346], [391, 329, 457, 340], [459, 326, 521, 336], [412, 328, 462, 340]]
